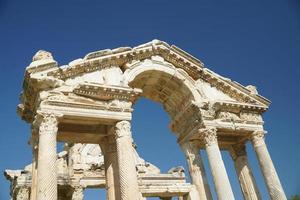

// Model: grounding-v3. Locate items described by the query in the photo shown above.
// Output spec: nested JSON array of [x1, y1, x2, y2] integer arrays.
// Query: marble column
[[180, 141, 212, 200], [114, 121, 140, 200], [102, 133, 120, 200], [36, 113, 59, 200], [230, 143, 261, 200], [201, 127, 235, 200], [251, 131, 287, 200], [71, 187, 84, 200], [183, 185, 200, 200], [29, 132, 38, 200]]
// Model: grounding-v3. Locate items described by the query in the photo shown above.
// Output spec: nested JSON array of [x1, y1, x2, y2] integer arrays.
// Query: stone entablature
[[6, 40, 286, 200]]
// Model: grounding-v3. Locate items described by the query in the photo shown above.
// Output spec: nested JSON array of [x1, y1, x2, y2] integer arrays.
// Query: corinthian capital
[[72, 186, 84, 200], [230, 143, 247, 160], [251, 130, 266, 147], [251, 130, 265, 141], [34, 112, 61, 135], [115, 120, 131, 138], [200, 127, 218, 146]]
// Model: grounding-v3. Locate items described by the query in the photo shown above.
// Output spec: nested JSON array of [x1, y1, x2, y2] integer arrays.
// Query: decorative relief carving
[[199, 102, 216, 120], [251, 130, 266, 146], [240, 112, 263, 123], [217, 111, 240, 121], [231, 143, 247, 160], [32, 50, 53, 61], [72, 186, 84, 200], [200, 127, 218, 146], [115, 121, 131, 138], [16, 187, 30, 200], [38, 113, 59, 135]]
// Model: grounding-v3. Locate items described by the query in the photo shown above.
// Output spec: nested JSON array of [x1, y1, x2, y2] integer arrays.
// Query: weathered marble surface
[[5, 40, 286, 200]]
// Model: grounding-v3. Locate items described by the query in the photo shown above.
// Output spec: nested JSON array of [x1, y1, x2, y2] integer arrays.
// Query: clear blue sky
[[0, 0, 299, 199]]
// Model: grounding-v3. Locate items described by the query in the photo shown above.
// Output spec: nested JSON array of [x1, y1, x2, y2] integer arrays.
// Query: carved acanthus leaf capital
[[231, 143, 247, 160], [251, 130, 266, 147], [200, 127, 218, 146], [33, 111, 62, 135], [251, 130, 265, 141], [114, 120, 132, 139]]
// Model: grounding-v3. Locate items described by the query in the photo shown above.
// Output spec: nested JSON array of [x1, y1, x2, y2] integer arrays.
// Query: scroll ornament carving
[[32, 50, 53, 61], [251, 130, 266, 147], [39, 113, 59, 135], [200, 127, 218, 146], [115, 121, 131, 138], [199, 103, 215, 120]]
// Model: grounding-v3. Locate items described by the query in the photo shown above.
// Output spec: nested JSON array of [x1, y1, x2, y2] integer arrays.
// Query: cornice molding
[[73, 83, 142, 102], [19, 40, 271, 125]]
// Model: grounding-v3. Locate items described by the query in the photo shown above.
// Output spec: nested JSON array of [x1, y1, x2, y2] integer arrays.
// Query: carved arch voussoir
[[122, 59, 203, 103]]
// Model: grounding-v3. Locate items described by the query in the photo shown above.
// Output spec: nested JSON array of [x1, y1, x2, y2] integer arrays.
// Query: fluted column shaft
[[71, 187, 84, 200], [201, 127, 235, 200], [36, 113, 58, 200], [102, 134, 120, 200], [30, 134, 38, 200], [230, 144, 261, 200], [251, 131, 286, 200], [114, 121, 140, 200], [180, 141, 212, 200]]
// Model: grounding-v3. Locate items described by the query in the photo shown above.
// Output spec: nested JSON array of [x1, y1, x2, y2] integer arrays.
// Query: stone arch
[[10, 41, 287, 200], [123, 58, 202, 126]]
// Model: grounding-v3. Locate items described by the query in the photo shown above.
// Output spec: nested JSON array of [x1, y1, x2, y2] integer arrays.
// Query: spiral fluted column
[[36, 113, 59, 200], [102, 133, 120, 200], [29, 131, 38, 200], [114, 121, 140, 200], [180, 141, 212, 200], [230, 143, 261, 200], [251, 131, 286, 200], [201, 127, 235, 200]]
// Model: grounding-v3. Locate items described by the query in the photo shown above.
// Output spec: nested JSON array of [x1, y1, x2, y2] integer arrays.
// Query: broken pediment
[[19, 39, 270, 125]]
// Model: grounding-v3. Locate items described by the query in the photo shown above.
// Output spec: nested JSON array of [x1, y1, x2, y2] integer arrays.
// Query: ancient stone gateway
[[5, 40, 287, 200]]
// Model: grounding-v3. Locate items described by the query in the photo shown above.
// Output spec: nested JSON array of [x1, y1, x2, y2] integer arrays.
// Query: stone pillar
[[71, 187, 84, 200], [36, 113, 59, 200], [102, 133, 120, 200], [114, 121, 140, 200], [29, 131, 38, 200], [230, 143, 261, 200], [251, 131, 287, 200], [180, 141, 212, 200], [201, 127, 235, 200]]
